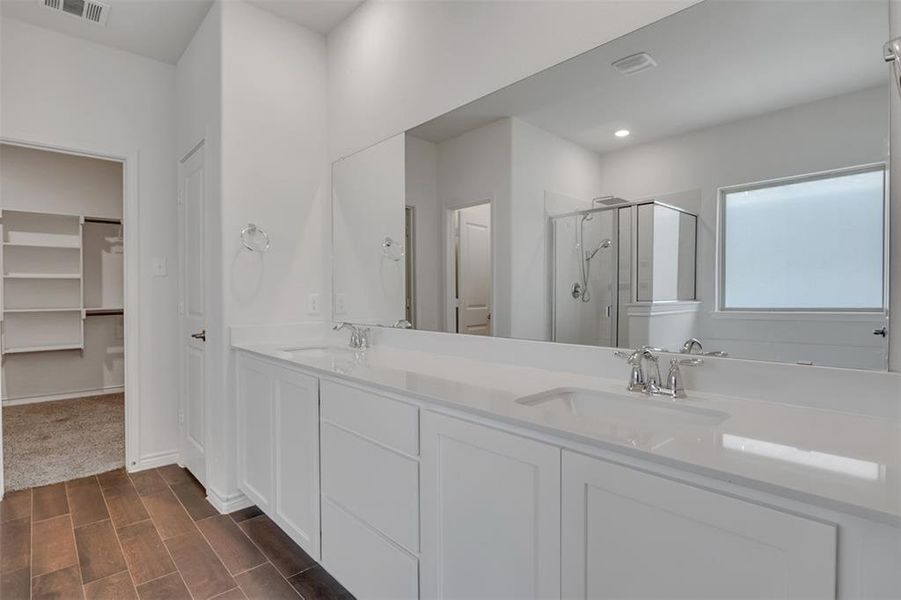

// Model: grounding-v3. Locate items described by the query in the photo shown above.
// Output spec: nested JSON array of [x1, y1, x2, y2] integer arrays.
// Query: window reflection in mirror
[[332, 0, 891, 370]]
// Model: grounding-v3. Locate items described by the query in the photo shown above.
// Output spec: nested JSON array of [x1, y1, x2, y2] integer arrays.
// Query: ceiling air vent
[[611, 52, 657, 76], [41, 0, 110, 26]]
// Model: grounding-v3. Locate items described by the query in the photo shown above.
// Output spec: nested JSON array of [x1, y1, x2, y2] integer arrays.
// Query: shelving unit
[[1, 209, 86, 354]]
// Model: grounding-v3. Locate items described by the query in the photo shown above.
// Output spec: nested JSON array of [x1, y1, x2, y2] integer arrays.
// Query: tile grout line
[[233, 513, 313, 595], [97, 472, 141, 595], [131, 468, 197, 600], [173, 476, 243, 599], [29, 488, 34, 600], [65, 479, 90, 600]]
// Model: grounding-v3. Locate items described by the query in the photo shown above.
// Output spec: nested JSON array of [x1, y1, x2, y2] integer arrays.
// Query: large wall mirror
[[332, 0, 891, 370]]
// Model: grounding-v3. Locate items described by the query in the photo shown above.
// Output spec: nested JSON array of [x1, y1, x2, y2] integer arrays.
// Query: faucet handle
[[676, 357, 704, 367]]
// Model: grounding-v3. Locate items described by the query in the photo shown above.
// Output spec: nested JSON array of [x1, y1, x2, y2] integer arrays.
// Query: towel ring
[[382, 236, 404, 262], [241, 223, 271, 252]]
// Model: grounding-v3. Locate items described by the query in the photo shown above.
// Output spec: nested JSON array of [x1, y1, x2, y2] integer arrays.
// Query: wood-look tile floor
[[0, 465, 355, 600]]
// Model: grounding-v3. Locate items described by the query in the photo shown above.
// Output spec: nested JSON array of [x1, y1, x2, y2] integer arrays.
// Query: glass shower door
[[551, 209, 617, 346]]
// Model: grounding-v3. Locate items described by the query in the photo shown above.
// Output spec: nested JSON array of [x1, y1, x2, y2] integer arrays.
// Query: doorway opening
[[451, 203, 492, 335], [0, 142, 127, 492]]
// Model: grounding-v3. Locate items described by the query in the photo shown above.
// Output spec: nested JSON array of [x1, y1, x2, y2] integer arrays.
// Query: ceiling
[[0, 0, 363, 64], [410, 0, 889, 155], [245, 0, 363, 34]]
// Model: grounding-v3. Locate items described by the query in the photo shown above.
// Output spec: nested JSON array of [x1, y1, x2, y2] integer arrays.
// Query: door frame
[[0, 135, 141, 494], [444, 199, 494, 335]]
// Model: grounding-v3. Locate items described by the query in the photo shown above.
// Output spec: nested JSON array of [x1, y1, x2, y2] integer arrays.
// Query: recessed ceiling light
[[614, 129, 630, 138]]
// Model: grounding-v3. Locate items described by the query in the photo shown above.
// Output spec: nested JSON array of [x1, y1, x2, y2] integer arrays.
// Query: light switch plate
[[307, 293, 321, 315], [335, 293, 346, 315], [152, 257, 167, 277]]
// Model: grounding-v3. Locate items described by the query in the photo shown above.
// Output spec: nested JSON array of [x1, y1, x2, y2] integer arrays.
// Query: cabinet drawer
[[322, 423, 419, 553], [322, 499, 419, 600], [321, 380, 419, 455]]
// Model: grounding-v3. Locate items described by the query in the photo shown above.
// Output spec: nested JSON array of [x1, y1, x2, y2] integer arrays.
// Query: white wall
[[404, 135, 442, 331], [221, 1, 329, 328], [326, 0, 701, 160], [1, 17, 179, 466], [177, 0, 330, 504], [1, 146, 124, 402], [510, 118, 605, 341], [596, 86, 889, 369], [436, 118, 513, 335], [333, 134, 406, 325], [0, 145, 123, 218]]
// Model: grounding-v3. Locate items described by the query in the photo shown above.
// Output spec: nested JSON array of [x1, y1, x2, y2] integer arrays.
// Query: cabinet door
[[236, 354, 274, 512], [562, 450, 836, 599], [273, 368, 320, 560], [421, 412, 560, 600]]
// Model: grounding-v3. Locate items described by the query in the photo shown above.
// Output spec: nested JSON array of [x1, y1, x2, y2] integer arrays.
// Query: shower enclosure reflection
[[551, 201, 698, 351]]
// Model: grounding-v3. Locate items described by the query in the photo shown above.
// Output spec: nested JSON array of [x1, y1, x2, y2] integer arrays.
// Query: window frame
[[715, 163, 888, 314]]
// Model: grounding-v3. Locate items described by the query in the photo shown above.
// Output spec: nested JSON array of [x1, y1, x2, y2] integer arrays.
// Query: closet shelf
[[3, 344, 83, 354], [4, 308, 82, 313], [85, 308, 124, 316], [4, 273, 81, 279], [3, 241, 81, 249]]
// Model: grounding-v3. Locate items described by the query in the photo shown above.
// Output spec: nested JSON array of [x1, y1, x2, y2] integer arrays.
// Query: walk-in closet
[[0, 143, 125, 490]]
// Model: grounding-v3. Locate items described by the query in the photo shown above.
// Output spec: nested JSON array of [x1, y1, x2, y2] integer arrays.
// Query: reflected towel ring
[[241, 223, 271, 252], [382, 236, 404, 261]]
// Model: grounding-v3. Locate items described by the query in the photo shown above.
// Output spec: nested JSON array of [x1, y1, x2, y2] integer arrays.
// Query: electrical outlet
[[307, 293, 321, 315], [335, 293, 347, 315]]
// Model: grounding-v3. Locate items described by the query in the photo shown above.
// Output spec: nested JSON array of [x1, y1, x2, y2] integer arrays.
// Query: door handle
[[873, 327, 887, 338], [191, 330, 206, 342]]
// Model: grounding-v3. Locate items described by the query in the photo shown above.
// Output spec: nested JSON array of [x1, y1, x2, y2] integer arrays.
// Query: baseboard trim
[[207, 486, 253, 515], [2, 386, 125, 406], [131, 450, 180, 472]]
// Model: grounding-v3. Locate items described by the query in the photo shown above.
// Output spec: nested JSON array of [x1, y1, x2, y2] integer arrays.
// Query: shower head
[[592, 196, 629, 207], [585, 238, 613, 261]]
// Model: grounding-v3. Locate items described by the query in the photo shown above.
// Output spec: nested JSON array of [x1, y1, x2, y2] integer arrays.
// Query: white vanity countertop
[[234, 341, 901, 524]]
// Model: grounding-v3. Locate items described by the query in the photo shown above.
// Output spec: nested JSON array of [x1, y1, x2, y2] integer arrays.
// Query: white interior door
[[178, 146, 206, 485], [456, 203, 491, 335]]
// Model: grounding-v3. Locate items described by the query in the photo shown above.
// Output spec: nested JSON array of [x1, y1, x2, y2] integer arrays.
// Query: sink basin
[[516, 387, 729, 427], [279, 346, 352, 360]]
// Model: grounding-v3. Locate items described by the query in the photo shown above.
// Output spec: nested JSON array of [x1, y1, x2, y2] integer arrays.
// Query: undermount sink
[[279, 345, 352, 360], [516, 387, 729, 427]]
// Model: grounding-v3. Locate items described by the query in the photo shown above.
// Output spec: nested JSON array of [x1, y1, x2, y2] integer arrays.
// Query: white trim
[[708, 311, 885, 322], [2, 386, 124, 406], [131, 450, 180, 472], [624, 301, 701, 317], [0, 134, 142, 485], [206, 486, 253, 515]]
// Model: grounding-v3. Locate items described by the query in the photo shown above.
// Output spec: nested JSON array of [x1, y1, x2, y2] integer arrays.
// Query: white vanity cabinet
[[420, 411, 561, 600], [319, 381, 421, 600], [235, 353, 321, 559], [561, 450, 837, 599]]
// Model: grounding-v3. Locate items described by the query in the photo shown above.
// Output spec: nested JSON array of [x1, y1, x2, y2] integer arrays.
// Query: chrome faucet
[[615, 347, 702, 399], [333, 322, 370, 349], [680, 337, 728, 358]]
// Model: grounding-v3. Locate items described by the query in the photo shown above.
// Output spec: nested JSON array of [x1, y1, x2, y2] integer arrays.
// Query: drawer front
[[321, 380, 419, 455], [322, 422, 419, 553], [322, 499, 419, 600]]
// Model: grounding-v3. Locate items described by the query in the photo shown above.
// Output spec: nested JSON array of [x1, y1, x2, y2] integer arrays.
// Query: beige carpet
[[3, 393, 125, 491]]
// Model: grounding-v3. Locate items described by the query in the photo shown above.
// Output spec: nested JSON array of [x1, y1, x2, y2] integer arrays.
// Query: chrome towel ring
[[241, 223, 271, 252]]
